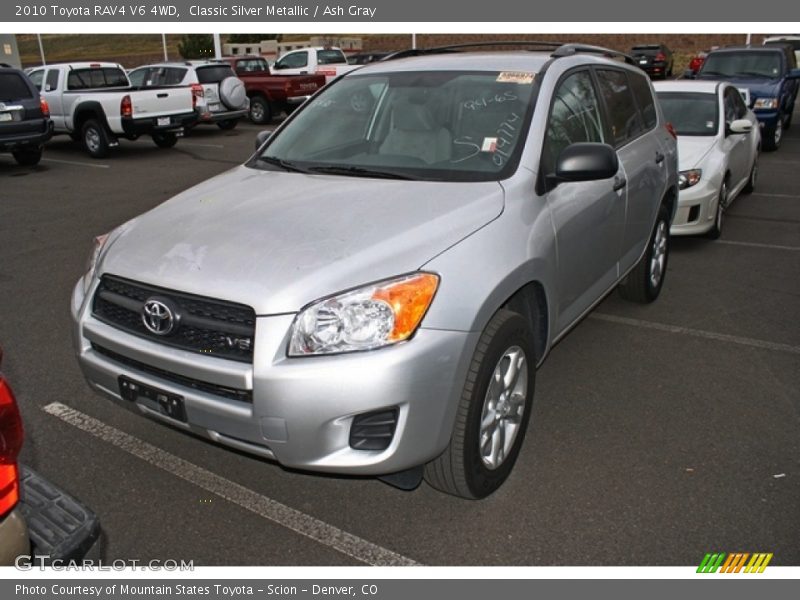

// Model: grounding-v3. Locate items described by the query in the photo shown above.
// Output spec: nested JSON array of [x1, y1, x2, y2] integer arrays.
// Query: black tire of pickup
[[217, 119, 238, 130], [81, 119, 111, 159], [249, 96, 272, 124], [12, 147, 43, 166], [152, 132, 178, 149]]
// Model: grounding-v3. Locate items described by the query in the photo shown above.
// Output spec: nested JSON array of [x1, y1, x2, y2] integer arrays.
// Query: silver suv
[[72, 43, 678, 499]]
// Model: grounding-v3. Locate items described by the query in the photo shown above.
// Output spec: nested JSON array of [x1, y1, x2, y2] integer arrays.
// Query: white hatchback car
[[655, 80, 760, 238]]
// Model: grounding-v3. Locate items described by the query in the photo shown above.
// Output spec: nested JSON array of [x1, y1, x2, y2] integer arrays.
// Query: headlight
[[752, 97, 778, 110], [678, 169, 702, 190], [82, 233, 109, 293], [288, 272, 439, 356]]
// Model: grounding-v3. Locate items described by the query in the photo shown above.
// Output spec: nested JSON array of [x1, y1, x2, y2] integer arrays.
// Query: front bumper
[[121, 112, 198, 136], [753, 109, 780, 128], [670, 178, 719, 236], [72, 278, 476, 476]]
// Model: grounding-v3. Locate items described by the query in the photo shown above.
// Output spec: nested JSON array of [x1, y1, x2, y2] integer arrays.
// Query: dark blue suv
[[688, 45, 800, 151], [0, 64, 53, 165]]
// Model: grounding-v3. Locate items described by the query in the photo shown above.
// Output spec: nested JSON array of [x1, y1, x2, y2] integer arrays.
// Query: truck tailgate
[[129, 86, 193, 118]]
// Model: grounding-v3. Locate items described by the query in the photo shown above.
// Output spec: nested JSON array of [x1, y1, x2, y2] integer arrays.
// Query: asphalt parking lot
[[1, 111, 798, 566]]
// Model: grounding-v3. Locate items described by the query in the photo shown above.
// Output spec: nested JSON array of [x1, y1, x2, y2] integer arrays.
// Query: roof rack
[[382, 40, 635, 66]]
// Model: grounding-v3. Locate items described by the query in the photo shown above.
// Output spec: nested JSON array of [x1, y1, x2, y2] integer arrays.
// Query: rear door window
[[45, 69, 59, 92], [0, 72, 34, 101], [596, 68, 644, 146]]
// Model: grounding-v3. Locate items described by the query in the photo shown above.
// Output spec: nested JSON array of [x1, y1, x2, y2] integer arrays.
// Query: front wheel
[[763, 116, 783, 151], [152, 132, 178, 149], [618, 203, 670, 303], [424, 309, 535, 499], [706, 179, 727, 240]]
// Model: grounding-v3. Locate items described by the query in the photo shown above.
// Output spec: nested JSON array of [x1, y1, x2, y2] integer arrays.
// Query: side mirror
[[553, 143, 619, 183], [255, 130, 272, 150], [727, 119, 752, 135], [787, 68, 800, 80], [683, 69, 696, 79]]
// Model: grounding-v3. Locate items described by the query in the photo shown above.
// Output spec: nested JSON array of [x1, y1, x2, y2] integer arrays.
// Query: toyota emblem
[[142, 298, 178, 336]]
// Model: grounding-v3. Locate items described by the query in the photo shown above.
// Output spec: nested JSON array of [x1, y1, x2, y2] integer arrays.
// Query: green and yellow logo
[[697, 552, 773, 573]]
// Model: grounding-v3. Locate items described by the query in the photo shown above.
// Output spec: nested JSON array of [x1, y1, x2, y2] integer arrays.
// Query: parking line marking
[[750, 192, 800, 200], [589, 314, 800, 355], [42, 402, 419, 567], [717, 240, 800, 251], [180, 142, 225, 148], [41, 158, 110, 169]]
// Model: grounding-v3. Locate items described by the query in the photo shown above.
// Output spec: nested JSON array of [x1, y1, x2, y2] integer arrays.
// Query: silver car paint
[[73, 52, 678, 475]]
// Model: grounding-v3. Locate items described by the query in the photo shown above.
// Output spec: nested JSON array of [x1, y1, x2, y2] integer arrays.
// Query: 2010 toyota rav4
[[72, 44, 678, 499]]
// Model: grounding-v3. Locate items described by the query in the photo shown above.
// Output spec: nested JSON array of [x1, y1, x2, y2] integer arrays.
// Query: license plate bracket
[[119, 376, 186, 422]]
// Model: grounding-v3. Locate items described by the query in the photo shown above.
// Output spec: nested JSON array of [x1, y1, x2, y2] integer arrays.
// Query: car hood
[[700, 75, 782, 97], [677, 136, 717, 170], [99, 166, 504, 314]]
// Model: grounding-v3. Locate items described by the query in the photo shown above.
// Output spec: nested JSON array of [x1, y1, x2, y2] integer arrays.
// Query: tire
[[216, 119, 238, 130], [12, 147, 42, 166], [152, 132, 178, 149], [81, 119, 111, 158], [784, 109, 793, 130], [424, 309, 535, 499], [218, 76, 248, 110], [763, 115, 783, 151], [249, 96, 272, 124], [742, 153, 758, 194], [618, 203, 670, 303], [706, 178, 727, 240]]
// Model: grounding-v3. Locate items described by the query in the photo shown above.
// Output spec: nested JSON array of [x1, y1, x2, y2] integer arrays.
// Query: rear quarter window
[[0, 72, 34, 101]]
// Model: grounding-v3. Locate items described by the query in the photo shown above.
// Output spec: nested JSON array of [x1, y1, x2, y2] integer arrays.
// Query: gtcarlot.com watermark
[[15, 555, 194, 571]]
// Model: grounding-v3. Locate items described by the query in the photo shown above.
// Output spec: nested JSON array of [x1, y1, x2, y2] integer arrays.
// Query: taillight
[[191, 83, 204, 110], [0, 375, 24, 519], [120, 94, 132, 118], [665, 122, 678, 140], [655, 52, 666, 62], [40, 97, 50, 118]]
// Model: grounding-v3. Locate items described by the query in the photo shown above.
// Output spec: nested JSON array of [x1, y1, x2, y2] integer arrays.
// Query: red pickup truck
[[218, 56, 325, 124]]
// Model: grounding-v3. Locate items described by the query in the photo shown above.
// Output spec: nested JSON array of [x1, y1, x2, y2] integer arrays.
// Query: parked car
[[217, 56, 325, 124], [688, 45, 800, 151], [0, 347, 101, 565], [272, 46, 360, 83], [0, 64, 53, 166], [128, 61, 249, 130], [631, 44, 674, 79], [655, 80, 760, 238], [71, 44, 677, 500], [27, 62, 197, 158], [763, 35, 800, 64], [348, 52, 391, 65]]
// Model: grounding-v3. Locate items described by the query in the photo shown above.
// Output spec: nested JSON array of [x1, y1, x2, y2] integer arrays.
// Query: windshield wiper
[[738, 71, 772, 78], [256, 155, 312, 174], [308, 165, 416, 180]]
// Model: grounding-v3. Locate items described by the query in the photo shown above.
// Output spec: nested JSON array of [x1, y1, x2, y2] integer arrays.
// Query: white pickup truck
[[27, 62, 197, 158], [271, 46, 361, 84]]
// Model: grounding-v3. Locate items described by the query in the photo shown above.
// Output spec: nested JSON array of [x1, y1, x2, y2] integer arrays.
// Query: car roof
[[352, 51, 557, 74], [708, 45, 784, 54], [34, 62, 122, 70], [653, 80, 721, 94]]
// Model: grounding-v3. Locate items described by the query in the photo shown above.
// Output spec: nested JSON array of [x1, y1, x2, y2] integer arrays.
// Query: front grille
[[92, 275, 256, 363], [92, 344, 252, 403]]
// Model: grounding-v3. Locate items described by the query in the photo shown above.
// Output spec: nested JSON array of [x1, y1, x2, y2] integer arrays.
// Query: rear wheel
[[12, 147, 42, 166], [618, 203, 670, 303], [152, 132, 178, 149], [249, 96, 272, 124], [81, 119, 111, 159], [216, 119, 238, 130], [424, 309, 535, 499], [763, 115, 783, 151]]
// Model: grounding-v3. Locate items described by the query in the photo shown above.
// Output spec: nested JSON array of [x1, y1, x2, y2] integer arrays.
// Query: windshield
[[699, 52, 782, 79], [657, 92, 718, 136], [250, 70, 537, 182]]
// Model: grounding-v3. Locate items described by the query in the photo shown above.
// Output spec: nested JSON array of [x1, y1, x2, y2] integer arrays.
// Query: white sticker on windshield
[[706, 121, 715, 128], [482, 137, 498, 152], [497, 71, 535, 85]]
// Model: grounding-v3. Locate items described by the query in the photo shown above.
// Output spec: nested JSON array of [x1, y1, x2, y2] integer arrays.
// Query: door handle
[[613, 176, 627, 192], [655, 152, 665, 165], [157, 93, 168, 98]]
